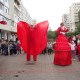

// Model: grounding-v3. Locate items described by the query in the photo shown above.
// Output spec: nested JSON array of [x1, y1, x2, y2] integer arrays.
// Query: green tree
[[47, 31, 57, 40]]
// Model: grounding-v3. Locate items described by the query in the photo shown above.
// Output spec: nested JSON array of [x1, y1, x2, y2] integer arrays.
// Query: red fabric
[[17, 21, 30, 53], [54, 26, 72, 66], [26, 54, 37, 61], [68, 37, 73, 43], [17, 20, 49, 55], [17, 43, 21, 50], [0, 21, 7, 25], [56, 26, 69, 35], [77, 44, 80, 55]]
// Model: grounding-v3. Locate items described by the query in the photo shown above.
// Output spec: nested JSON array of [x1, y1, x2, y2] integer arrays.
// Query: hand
[[60, 32, 65, 34]]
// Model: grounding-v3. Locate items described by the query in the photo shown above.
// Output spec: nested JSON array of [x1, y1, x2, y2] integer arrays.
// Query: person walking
[[70, 41, 76, 60]]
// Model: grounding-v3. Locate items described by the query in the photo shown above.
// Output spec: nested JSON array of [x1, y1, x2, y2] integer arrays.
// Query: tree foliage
[[47, 11, 80, 40], [47, 30, 57, 40]]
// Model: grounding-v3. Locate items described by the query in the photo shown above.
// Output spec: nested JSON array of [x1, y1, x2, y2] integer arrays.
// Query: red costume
[[68, 37, 73, 43], [77, 44, 80, 61], [17, 20, 49, 61], [54, 26, 72, 66], [77, 44, 80, 54]]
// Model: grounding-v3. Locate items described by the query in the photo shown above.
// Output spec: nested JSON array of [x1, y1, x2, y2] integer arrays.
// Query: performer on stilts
[[17, 20, 49, 61], [54, 23, 72, 66]]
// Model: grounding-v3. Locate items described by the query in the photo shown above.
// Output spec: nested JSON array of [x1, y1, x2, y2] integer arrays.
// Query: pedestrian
[[41, 48, 47, 55], [8, 41, 13, 55], [4, 40, 8, 56], [17, 41, 21, 54], [77, 41, 80, 61], [70, 41, 76, 60], [1, 39, 6, 55], [12, 42, 17, 55], [0, 40, 1, 53], [47, 42, 53, 55]]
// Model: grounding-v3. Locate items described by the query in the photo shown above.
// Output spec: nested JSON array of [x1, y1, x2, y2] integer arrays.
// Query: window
[[3, 17, 11, 25], [0, 15, 3, 20], [4, 6, 9, 14], [4, 0, 9, 3], [14, 0, 20, 6], [0, 2, 3, 10], [14, 7, 20, 16]]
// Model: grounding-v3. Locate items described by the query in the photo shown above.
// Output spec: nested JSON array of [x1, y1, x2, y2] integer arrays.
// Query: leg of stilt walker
[[26, 54, 31, 61], [33, 54, 37, 61]]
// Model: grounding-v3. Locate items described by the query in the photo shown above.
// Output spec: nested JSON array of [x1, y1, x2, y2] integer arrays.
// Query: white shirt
[[70, 43, 76, 50]]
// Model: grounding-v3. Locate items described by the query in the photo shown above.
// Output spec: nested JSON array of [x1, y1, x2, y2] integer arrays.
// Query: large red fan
[[17, 20, 49, 55]]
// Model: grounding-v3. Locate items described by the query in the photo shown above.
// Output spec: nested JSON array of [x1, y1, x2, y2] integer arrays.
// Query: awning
[[0, 21, 7, 25]]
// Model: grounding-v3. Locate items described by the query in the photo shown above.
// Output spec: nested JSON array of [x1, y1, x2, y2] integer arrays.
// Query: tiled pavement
[[0, 53, 80, 80]]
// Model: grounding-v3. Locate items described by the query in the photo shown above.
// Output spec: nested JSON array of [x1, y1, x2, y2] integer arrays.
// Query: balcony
[[14, 3, 21, 12], [0, 0, 4, 4], [0, 14, 17, 32], [14, 0, 20, 7], [0, 9, 3, 14]]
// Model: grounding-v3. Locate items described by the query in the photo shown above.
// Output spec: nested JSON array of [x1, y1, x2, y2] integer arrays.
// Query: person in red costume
[[17, 20, 49, 61], [54, 23, 72, 66]]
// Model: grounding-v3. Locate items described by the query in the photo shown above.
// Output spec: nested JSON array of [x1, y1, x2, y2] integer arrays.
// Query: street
[[0, 53, 80, 80]]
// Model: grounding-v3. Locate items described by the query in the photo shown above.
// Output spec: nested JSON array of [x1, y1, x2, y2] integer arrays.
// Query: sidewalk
[[0, 53, 80, 80]]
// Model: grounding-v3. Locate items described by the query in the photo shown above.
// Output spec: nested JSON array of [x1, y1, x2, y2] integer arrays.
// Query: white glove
[[60, 32, 65, 34]]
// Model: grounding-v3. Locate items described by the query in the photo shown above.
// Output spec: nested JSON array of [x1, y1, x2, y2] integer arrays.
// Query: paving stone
[[0, 53, 80, 80]]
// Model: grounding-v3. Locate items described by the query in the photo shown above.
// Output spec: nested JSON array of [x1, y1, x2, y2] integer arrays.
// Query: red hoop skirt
[[54, 34, 72, 66]]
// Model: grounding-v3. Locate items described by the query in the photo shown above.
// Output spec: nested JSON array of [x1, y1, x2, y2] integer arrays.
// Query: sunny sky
[[22, 0, 80, 31]]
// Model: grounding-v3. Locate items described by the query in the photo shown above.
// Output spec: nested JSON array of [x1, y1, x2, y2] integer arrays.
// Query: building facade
[[69, 3, 80, 32], [0, 0, 32, 41], [62, 14, 71, 31]]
